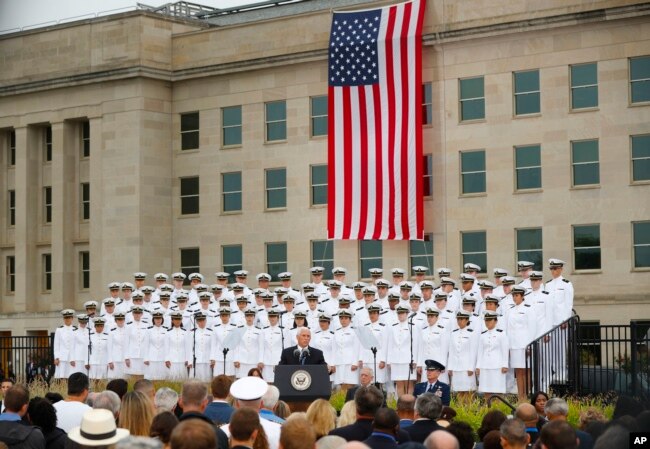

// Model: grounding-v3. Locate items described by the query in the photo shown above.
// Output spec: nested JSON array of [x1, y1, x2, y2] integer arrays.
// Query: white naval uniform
[[358, 321, 388, 383], [107, 326, 128, 379], [53, 324, 76, 378], [188, 327, 214, 381], [417, 323, 450, 384], [70, 326, 91, 375], [165, 326, 190, 380], [332, 324, 360, 385], [447, 327, 479, 392], [476, 328, 509, 394], [261, 324, 288, 382], [386, 321, 420, 381], [318, 296, 339, 317], [311, 329, 335, 370], [234, 325, 263, 378], [211, 322, 239, 376], [88, 331, 110, 380], [125, 320, 148, 375], [528, 289, 554, 337], [545, 276, 574, 382], [144, 325, 168, 380], [506, 302, 538, 368]]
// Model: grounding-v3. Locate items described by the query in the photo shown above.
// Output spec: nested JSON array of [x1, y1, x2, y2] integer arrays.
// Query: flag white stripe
[[333, 87, 345, 239], [377, 6, 390, 240], [406, 3, 419, 238], [349, 88, 361, 239], [392, 4, 405, 240], [364, 84, 377, 240]]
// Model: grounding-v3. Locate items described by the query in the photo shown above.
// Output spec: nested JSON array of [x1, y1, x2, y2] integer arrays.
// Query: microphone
[[293, 348, 301, 358], [303, 348, 310, 357]]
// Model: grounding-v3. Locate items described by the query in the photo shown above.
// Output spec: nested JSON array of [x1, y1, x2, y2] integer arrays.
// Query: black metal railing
[[0, 334, 54, 383], [525, 315, 581, 397]]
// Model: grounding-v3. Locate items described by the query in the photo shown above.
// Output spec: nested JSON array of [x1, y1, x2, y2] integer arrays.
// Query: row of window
[[177, 56, 650, 150], [4, 221, 647, 294], [6, 183, 89, 226], [4, 251, 90, 294], [3, 122, 90, 166]]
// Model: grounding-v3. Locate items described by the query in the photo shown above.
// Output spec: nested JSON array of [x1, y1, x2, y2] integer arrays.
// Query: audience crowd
[[0, 372, 647, 449]]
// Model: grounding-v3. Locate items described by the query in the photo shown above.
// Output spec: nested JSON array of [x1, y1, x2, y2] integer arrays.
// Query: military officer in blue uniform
[[413, 359, 450, 406]]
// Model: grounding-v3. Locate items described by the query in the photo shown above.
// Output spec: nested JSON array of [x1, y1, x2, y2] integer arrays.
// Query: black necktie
[[299, 350, 306, 365], [428, 383, 434, 392]]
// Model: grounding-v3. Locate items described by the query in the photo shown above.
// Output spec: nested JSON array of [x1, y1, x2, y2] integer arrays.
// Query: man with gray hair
[[178, 380, 228, 449], [154, 387, 179, 413], [499, 419, 529, 449], [261, 385, 284, 424], [345, 367, 375, 402], [424, 430, 459, 449], [544, 398, 593, 449], [404, 393, 443, 443], [278, 327, 327, 365], [93, 390, 121, 420]]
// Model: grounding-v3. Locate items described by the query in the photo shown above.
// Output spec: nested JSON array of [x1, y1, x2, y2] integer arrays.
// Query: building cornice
[[1, 3, 648, 97]]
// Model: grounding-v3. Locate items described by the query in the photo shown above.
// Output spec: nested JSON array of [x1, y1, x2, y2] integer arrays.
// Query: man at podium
[[278, 327, 327, 366]]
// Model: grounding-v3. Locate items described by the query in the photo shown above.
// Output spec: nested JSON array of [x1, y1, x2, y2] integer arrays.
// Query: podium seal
[[290, 369, 312, 391]]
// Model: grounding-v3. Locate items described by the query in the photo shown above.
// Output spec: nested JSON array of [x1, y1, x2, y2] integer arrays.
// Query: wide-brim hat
[[68, 409, 129, 446]]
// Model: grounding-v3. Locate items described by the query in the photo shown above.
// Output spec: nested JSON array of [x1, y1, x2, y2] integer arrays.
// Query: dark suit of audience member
[[404, 392, 444, 443]]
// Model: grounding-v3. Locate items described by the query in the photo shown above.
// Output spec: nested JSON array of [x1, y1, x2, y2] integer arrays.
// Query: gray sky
[[0, 0, 261, 32]]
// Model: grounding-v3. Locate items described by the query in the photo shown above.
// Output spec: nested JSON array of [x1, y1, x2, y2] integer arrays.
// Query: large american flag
[[327, 0, 425, 240]]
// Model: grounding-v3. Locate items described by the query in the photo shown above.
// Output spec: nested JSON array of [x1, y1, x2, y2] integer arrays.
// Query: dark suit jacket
[[329, 418, 411, 444], [405, 419, 444, 443], [278, 345, 326, 365], [346, 386, 388, 407], [363, 433, 399, 449], [412, 381, 450, 406]]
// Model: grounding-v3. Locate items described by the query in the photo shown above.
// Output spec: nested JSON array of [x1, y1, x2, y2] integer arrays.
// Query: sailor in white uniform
[[144, 310, 167, 380], [261, 309, 287, 382], [332, 309, 360, 388], [107, 312, 128, 379], [476, 311, 509, 398], [211, 307, 238, 377], [165, 310, 190, 380], [447, 310, 479, 401], [417, 308, 450, 384], [53, 309, 76, 379], [88, 318, 110, 381], [187, 311, 215, 382]]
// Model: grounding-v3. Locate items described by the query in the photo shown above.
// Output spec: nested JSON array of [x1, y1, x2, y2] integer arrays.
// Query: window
[[410, 233, 433, 273], [514, 70, 540, 115], [573, 224, 601, 270], [222, 106, 242, 147], [43, 253, 52, 291], [310, 164, 327, 206], [423, 154, 433, 196], [8, 130, 15, 166], [571, 140, 600, 186], [265, 101, 286, 142], [515, 145, 542, 190], [311, 96, 328, 137], [630, 56, 650, 104], [516, 228, 543, 271], [180, 112, 199, 150], [359, 240, 382, 278], [82, 121, 90, 158], [180, 177, 199, 215], [578, 320, 602, 366], [222, 245, 242, 284], [44, 126, 52, 162], [43, 186, 52, 224], [8, 190, 15, 226], [180, 248, 200, 285], [266, 242, 287, 282], [6, 256, 15, 293], [631, 134, 650, 182], [570, 63, 598, 109], [459, 77, 485, 121], [460, 150, 486, 194], [312, 240, 334, 276], [633, 221, 650, 268], [265, 168, 286, 209], [80, 183, 90, 220], [422, 83, 433, 125], [222, 172, 242, 212], [80, 251, 90, 289], [461, 231, 487, 273]]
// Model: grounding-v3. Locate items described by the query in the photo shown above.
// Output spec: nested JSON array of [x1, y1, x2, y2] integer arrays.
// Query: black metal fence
[[526, 317, 650, 398], [0, 334, 54, 383]]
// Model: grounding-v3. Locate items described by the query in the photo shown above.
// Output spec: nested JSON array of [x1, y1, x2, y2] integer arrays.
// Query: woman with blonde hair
[[119, 391, 155, 436], [336, 401, 357, 428], [306, 399, 337, 439]]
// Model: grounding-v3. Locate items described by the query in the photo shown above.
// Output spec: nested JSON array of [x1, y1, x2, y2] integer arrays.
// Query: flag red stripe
[[327, 86, 336, 239], [414, 0, 425, 239], [358, 87, 369, 239], [399, 2, 412, 239], [342, 87, 353, 240], [384, 5, 397, 240], [372, 83, 383, 240]]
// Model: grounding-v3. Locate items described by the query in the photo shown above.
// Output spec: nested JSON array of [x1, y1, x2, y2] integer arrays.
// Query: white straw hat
[[68, 409, 129, 446]]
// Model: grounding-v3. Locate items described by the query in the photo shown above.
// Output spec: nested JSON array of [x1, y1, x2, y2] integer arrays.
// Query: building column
[[88, 117, 104, 295]]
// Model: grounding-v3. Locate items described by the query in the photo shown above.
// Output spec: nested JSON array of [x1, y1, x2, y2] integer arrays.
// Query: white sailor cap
[[461, 294, 476, 304], [479, 280, 496, 290], [176, 291, 189, 301], [278, 272, 293, 280], [133, 272, 147, 280], [368, 268, 383, 276], [262, 291, 275, 300], [391, 268, 406, 277], [154, 273, 169, 281], [434, 292, 449, 301], [395, 305, 410, 313], [412, 266, 429, 274], [301, 283, 315, 292], [230, 376, 268, 401], [439, 277, 456, 286], [460, 273, 476, 282], [194, 283, 208, 292], [160, 283, 174, 292], [198, 291, 212, 300], [310, 266, 325, 275], [318, 312, 332, 321], [77, 314, 89, 321], [362, 286, 378, 295], [61, 309, 75, 317], [548, 258, 565, 268], [493, 268, 509, 277], [215, 272, 230, 280], [84, 301, 98, 309], [511, 285, 527, 295], [530, 271, 544, 280], [375, 279, 390, 288], [283, 291, 300, 302], [437, 267, 452, 277], [274, 287, 289, 295], [121, 282, 134, 290], [103, 298, 116, 306], [409, 292, 422, 302], [231, 283, 246, 291], [501, 276, 516, 286], [140, 286, 155, 294], [256, 273, 271, 282], [420, 280, 434, 289], [131, 290, 144, 299], [234, 270, 249, 278], [243, 307, 257, 316], [211, 284, 224, 292], [252, 288, 265, 296], [328, 280, 343, 289], [332, 266, 347, 275], [108, 282, 121, 290], [188, 273, 204, 282], [517, 261, 534, 270], [351, 281, 367, 290], [172, 272, 187, 281], [464, 263, 481, 272], [399, 281, 413, 290], [484, 294, 500, 303]]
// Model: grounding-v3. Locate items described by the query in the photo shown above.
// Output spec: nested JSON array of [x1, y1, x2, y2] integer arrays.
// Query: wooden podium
[[274, 365, 331, 412]]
